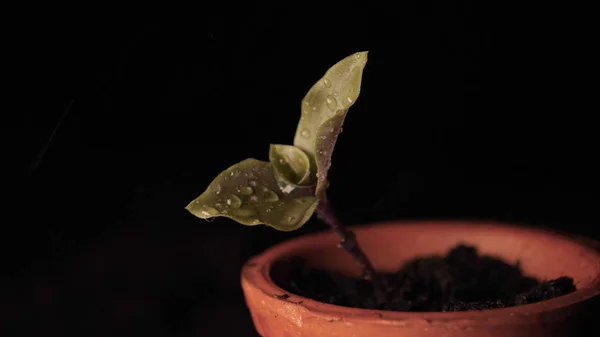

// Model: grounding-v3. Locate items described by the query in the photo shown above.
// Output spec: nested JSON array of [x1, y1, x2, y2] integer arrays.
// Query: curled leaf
[[269, 144, 312, 186], [185, 158, 319, 231], [293, 51, 368, 198]]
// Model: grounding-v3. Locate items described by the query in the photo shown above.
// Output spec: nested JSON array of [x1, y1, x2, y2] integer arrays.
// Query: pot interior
[[270, 221, 600, 290]]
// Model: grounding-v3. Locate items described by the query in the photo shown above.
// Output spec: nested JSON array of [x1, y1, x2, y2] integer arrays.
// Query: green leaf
[[293, 51, 368, 198], [269, 144, 312, 186], [185, 158, 319, 231], [314, 113, 346, 197]]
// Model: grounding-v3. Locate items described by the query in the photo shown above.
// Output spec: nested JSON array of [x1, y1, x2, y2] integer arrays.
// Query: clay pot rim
[[241, 220, 600, 324]]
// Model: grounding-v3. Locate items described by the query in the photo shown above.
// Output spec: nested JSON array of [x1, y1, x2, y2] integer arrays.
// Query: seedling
[[186, 51, 386, 301]]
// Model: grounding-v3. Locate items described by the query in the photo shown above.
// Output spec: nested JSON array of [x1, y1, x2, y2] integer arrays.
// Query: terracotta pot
[[241, 220, 600, 336]]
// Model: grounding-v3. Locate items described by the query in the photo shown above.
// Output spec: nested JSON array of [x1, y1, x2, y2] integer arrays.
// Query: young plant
[[186, 51, 386, 301]]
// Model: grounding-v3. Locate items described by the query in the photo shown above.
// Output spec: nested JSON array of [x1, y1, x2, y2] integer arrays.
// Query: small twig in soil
[[28, 99, 75, 175]]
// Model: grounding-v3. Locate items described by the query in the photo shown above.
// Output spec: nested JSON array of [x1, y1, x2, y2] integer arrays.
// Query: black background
[[3, 4, 597, 336]]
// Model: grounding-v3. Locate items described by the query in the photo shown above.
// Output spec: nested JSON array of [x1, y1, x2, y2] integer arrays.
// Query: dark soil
[[278, 244, 576, 312]]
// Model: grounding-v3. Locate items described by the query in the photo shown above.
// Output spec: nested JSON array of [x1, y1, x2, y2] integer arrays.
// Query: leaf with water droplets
[[269, 144, 313, 187], [314, 113, 347, 197], [185, 158, 319, 231], [293, 51, 368, 198]]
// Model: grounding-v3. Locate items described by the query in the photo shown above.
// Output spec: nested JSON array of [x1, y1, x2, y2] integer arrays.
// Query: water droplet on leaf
[[226, 195, 242, 209], [323, 77, 331, 88], [326, 95, 337, 111], [238, 186, 254, 195], [200, 205, 219, 216], [346, 96, 353, 103], [264, 190, 279, 203], [301, 128, 311, 138], [280, 184, 295, 194]]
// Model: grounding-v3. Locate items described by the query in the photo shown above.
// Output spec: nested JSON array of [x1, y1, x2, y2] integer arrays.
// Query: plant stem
[[315, 195, 387, 305]]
